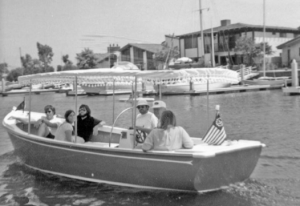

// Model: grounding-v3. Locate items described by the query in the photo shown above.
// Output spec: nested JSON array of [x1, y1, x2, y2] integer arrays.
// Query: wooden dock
[[66, 90, 155, 97], [142, 84, 283, 96], [2, 85, 282, 97]]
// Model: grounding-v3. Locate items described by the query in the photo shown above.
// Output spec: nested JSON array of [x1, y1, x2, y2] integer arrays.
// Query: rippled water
[[1, 90, 300, 205]]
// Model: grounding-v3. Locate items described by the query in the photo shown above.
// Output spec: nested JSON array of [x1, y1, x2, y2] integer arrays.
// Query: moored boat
[[243, 76, 291, 86], [2, 68, 264, 192], [153, 68, 239, 93]]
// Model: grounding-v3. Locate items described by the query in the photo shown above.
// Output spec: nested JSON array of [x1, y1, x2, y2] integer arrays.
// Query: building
[[119, 43, 162, 70], [95, 44, 120, 68], [166, 20, 300, 66], [277, 36, 300, 67]]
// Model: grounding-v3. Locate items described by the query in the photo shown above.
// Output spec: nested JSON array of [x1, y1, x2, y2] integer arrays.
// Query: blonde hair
[[160, 110, 176, 130]]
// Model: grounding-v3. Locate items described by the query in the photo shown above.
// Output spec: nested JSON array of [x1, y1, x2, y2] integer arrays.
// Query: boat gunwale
[[3, 111, 264, 159]]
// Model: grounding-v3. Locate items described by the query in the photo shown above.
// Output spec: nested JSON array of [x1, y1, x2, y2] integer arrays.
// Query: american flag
[[16, 98, 25, 112], [203, 112, 227, 145]]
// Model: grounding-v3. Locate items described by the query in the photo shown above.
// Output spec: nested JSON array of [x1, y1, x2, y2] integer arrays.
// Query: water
[[1, 91, 300, 206]]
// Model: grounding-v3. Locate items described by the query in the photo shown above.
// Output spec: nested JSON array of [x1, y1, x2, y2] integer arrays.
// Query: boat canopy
[[18, 68, 239, 85]]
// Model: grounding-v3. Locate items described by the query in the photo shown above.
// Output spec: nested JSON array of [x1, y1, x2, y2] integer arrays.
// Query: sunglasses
[[137, 105, 147, 109], [46, 110, 52, 114]]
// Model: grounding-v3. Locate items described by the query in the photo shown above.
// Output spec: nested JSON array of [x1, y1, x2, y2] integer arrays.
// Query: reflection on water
[[1, 91, 300, 205]]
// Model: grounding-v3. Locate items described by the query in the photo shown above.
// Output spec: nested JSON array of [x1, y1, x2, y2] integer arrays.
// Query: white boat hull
[[3, 110, 264, 192]]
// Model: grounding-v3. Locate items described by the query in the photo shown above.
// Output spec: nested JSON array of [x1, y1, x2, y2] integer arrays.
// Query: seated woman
[[77, 104, 106, 142], [55, 110, 84, 143], [14, 105, 61, 139], [142, 110, 193, 152]]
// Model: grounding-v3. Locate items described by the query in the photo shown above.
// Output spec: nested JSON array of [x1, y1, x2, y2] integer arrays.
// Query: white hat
[[152, 100, 166, 108], [136, 99, 149, 107]]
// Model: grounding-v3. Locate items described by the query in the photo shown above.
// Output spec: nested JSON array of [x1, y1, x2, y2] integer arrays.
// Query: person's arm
[[41, 117, 59, 128], [180, 127, 194, 149], [142, 130, 154, 152], [65, 130, 73, 142], [14, 116, 38, 125], [92, 118, 105, 136]]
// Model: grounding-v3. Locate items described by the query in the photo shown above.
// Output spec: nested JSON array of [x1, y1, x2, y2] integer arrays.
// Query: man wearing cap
[[152, 100, 167, 121], [135, 99, 158, 134]]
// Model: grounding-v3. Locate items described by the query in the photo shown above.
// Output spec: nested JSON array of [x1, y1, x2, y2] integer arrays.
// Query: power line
[[83, 34, 155, 44]]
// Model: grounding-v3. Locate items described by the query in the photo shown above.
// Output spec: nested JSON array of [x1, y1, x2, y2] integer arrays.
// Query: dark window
[[280, 33, 287, 37], [272, 31, 276, 35], [146, 51, 155, 70], [133, 47, 144, 69], [121, 47, 130, 61], [184, 36, 198, 49]]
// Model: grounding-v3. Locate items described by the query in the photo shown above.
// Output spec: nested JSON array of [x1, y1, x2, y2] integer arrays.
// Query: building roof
[[94, 53, 116, 63], [176, 22, 300, 38], [120, 43, 162, 53], [277, 35, 300, 49]]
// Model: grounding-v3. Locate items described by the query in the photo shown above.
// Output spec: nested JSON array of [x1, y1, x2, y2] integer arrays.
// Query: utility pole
[[263, 0, 266, 76], [199, 0, 205, 65], [109, 45, 111, 68]]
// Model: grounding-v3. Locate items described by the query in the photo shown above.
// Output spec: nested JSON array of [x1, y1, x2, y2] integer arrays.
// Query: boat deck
[[1, 88, 71, 96]]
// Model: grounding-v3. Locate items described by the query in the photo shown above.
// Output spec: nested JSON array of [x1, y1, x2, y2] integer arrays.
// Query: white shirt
[[142, 126, 194, 151], [55, 122, 73, 142], [48, 116, 63, 134], [136, 112, 158, 129]]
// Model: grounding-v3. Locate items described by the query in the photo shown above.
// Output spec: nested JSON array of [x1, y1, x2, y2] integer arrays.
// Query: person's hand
[[34, 119, 42, 128], [93, 127, 98, 136]]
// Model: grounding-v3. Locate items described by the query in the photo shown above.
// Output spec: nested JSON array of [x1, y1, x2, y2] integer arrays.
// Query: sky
[[1, 0, 300, 69]]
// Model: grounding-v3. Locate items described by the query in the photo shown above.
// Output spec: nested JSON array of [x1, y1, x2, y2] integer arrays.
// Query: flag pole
[[23, 96, 25, 113], [28, 80, 32, 135], [215, 105, 220, 115], [206, 74, 210, 123]]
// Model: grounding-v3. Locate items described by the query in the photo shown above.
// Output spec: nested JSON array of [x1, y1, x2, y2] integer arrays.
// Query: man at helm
[[135, 99, 158, 134]]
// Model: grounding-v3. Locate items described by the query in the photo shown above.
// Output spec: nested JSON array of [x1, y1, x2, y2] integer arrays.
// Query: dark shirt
[[77, 115, 101, 142]]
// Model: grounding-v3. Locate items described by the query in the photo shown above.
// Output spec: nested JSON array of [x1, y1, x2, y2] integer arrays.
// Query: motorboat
[[243, 76, 292, 86], [2, 68, 264, 192], [153, 68, 239, 93], [80, 61, 154, 95]]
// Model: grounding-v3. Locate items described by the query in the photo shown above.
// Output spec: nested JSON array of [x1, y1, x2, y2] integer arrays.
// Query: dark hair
[[79, 104, 91, 116], [65, 110, 75, 123], [44, 105, 56, 114], [160, 110, 176, 130]]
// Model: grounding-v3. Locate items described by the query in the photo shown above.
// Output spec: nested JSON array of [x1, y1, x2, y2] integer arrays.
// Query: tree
[[6, 68, 23, 82], [154, 41, 180, 69], [234, 36, 274, 66], [61, 54, 78, 70], [37, 42, 54, 72], [76, 48, 97, 69], [20, 54, 42, 75], [0, 63, 9, 77]]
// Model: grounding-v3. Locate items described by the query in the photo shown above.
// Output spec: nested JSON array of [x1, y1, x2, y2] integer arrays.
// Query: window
[[184, 36, 198, 49], [280, 33, 287, 37], [272, 31, 276, 35], [121, 48, 130, 61]]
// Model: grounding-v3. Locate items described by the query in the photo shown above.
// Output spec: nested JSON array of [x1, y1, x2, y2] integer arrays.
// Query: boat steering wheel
[[135, 129, 147, 144]]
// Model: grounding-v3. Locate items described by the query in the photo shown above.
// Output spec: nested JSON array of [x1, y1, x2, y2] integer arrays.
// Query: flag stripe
[[203, 127, 217, 143], [205, 127, 219, 143], [202, 112, 227, 146]]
